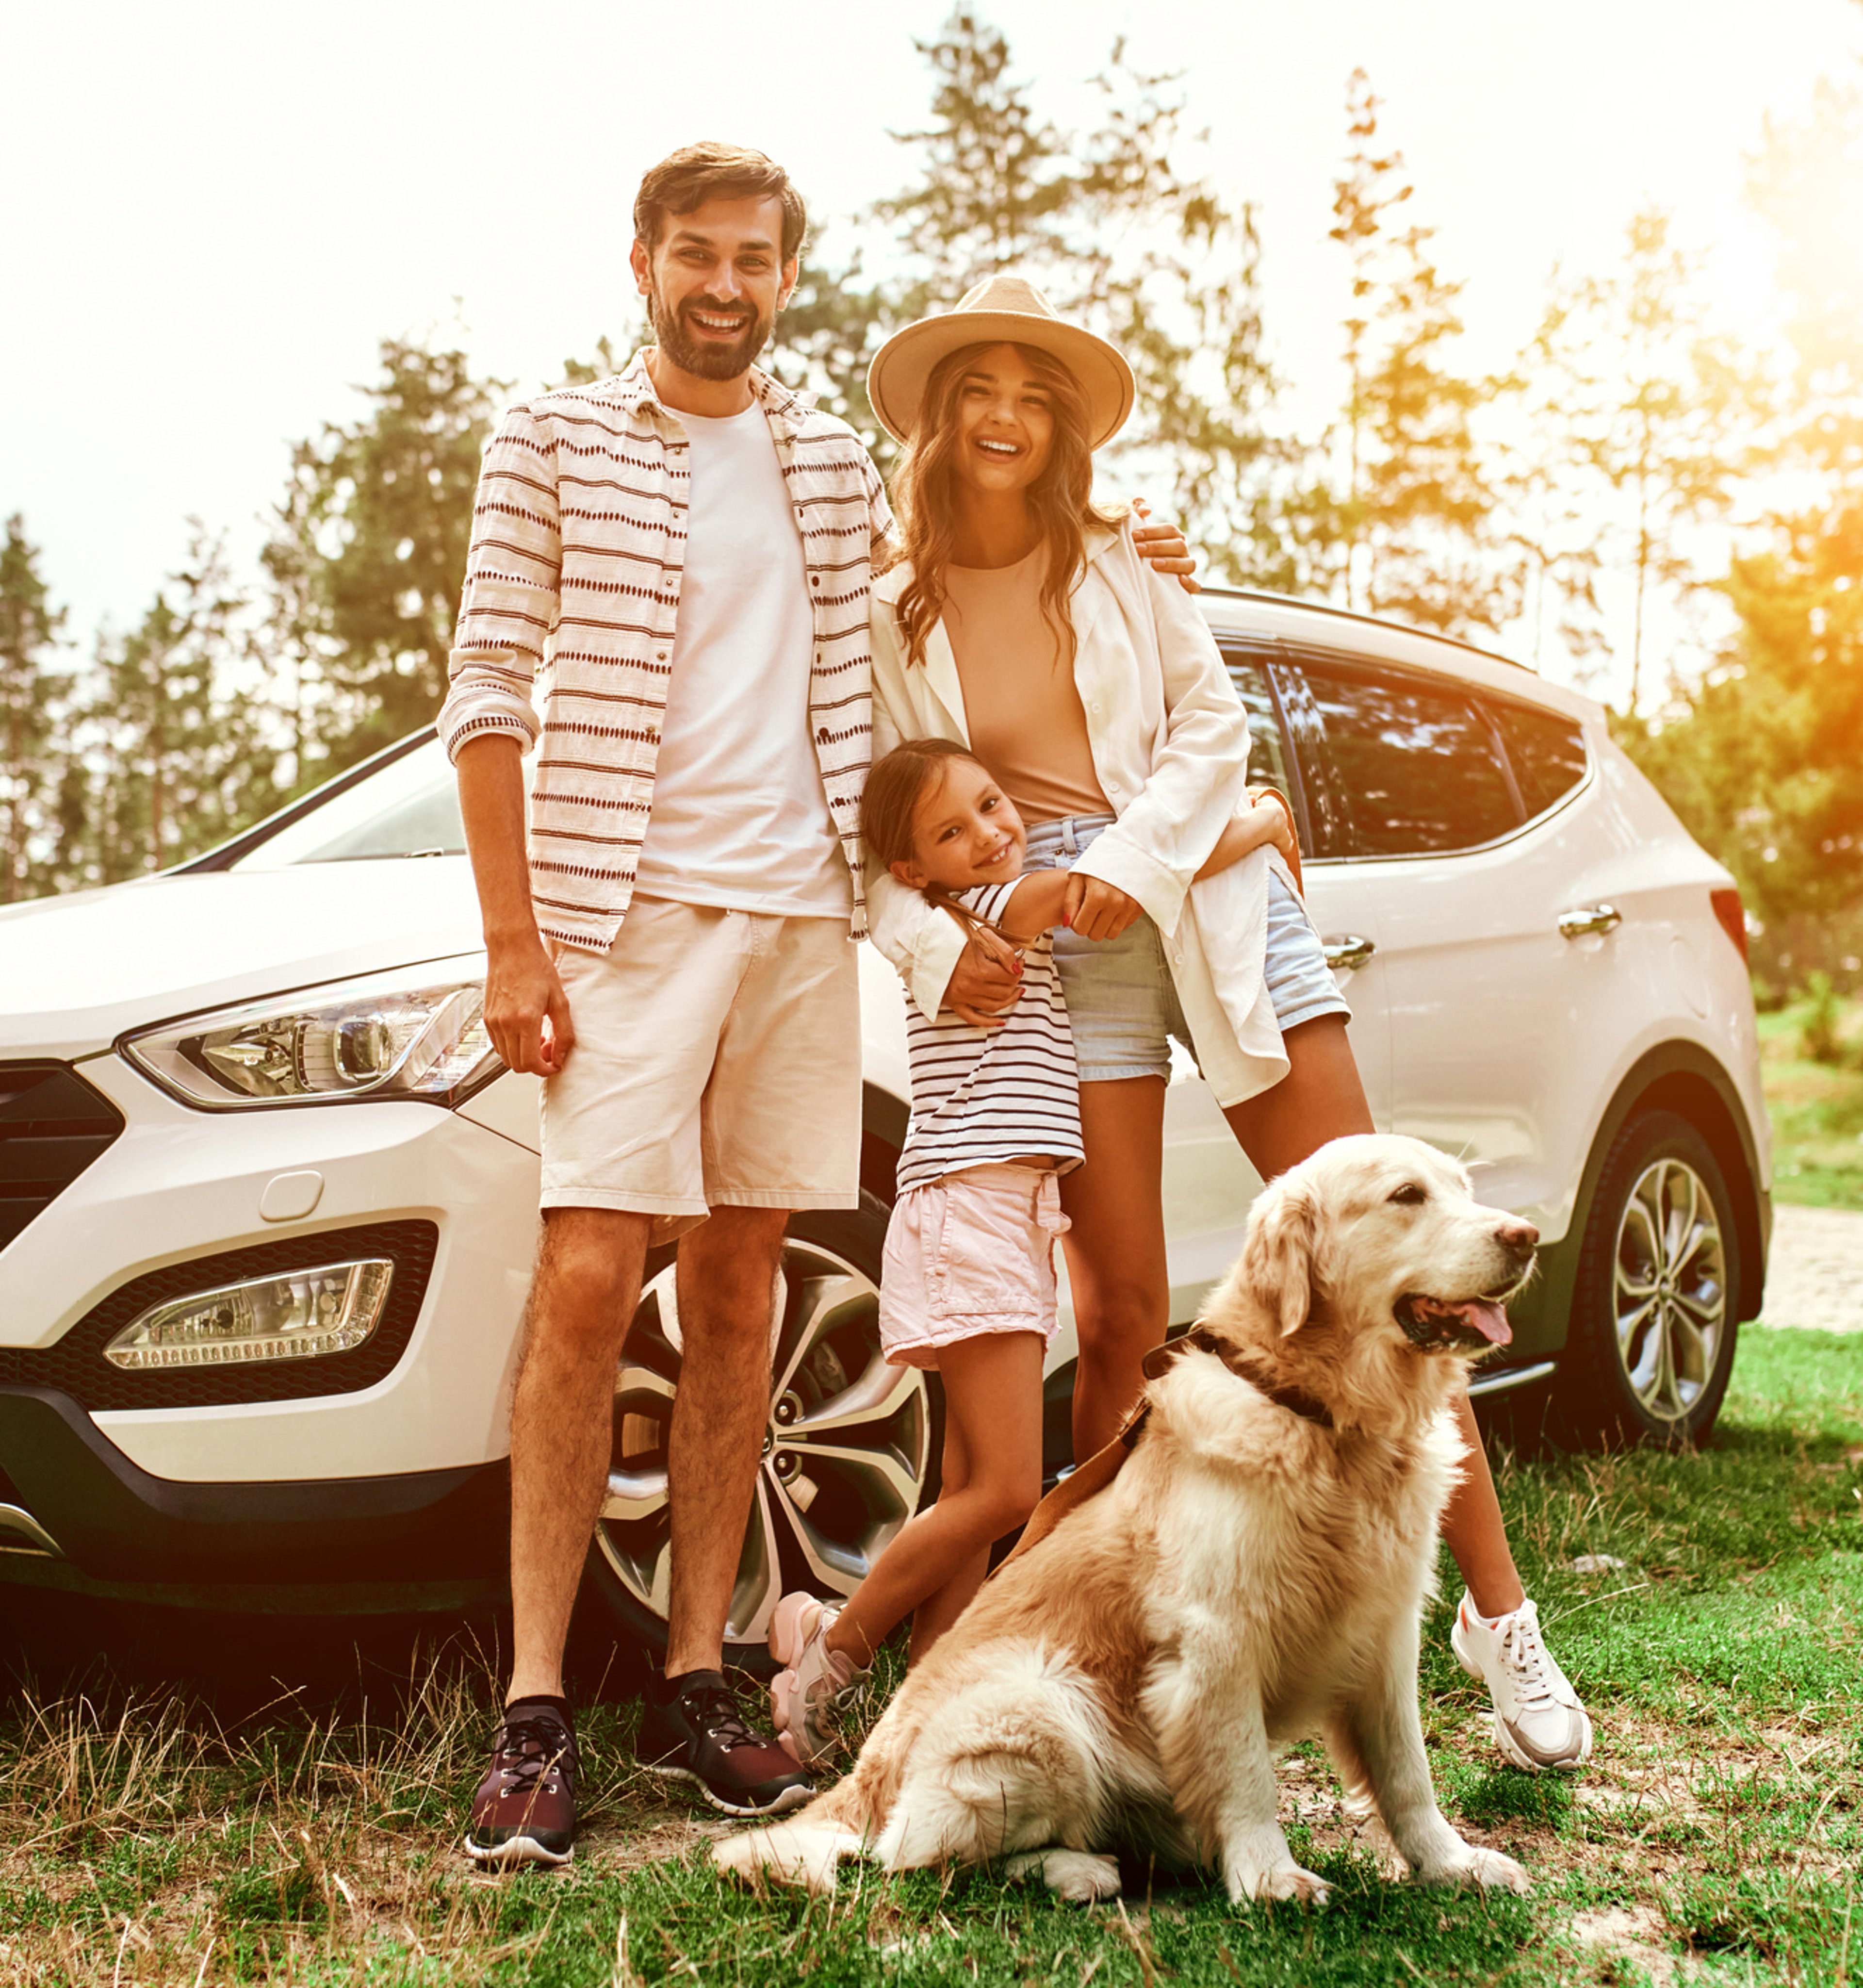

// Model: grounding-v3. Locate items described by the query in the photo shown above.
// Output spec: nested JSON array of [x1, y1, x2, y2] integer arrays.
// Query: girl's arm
[[997, 868, 1075, 940], [1195, 790, 1298, 880]]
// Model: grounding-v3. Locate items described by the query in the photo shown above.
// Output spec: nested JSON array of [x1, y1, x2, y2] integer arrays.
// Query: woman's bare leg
[[1220, 1014, 1526, 1612], [1439, 1393, 1526, 1615], [1059, 1076, 1170, 1459]]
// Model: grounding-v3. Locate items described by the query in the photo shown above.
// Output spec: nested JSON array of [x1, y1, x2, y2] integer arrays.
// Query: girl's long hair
[[888, 340, 1115, 671]]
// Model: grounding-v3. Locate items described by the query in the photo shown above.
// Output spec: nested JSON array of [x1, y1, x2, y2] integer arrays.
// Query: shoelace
[[681, 1683, 762, 1752], [496, 1714, 576, 1794], [1493, 1608, 1562, 1710]]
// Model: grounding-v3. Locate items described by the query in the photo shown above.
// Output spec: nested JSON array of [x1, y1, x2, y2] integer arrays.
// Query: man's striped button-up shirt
[[438, 353, 892, 953]]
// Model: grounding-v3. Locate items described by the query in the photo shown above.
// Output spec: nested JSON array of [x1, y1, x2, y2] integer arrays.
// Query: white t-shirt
[[633, 403, 851, 917], [896, 884, 1083, 1192]]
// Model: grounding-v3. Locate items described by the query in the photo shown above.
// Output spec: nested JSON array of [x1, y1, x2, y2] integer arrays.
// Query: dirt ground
[[1761, 1201, 1863, 1332]]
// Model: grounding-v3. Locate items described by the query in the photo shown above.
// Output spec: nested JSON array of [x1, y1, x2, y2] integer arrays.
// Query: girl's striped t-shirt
[[895, 882, 1083, 1192]]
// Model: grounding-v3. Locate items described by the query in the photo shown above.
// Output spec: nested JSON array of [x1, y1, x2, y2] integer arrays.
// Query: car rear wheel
[[584, 1195, 937, 1664], [1553, 1109, 1741, 1448]]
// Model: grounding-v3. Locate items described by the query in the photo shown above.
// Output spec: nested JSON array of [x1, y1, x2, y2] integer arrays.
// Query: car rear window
[[1491, 701, 1588, 819], [1298, 658, 1523, 857]]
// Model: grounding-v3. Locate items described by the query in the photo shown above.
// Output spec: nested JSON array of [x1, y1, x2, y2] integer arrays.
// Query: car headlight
[[122, 958, 502, 1109]]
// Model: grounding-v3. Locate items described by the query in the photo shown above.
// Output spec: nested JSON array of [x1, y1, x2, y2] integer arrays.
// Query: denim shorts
[[1022, 814, 1350, 1087]]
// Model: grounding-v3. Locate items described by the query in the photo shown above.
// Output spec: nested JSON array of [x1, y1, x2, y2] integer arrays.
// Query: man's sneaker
[[768, 1591, 871, 1768], [1452, 1593, 1594, 1771], [636, 1670, 815, 1818], [464, 1697, 578, 1866]]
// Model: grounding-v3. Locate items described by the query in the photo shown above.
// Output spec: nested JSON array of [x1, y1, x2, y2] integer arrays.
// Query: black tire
[[582, 1194, 941, 1666], [1552, 1109, 1742, 1449]]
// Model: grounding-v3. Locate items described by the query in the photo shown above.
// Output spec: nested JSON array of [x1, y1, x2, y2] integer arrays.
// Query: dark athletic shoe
[[636, 1670, 815, 1818], [464, 1698, 579, 1867]]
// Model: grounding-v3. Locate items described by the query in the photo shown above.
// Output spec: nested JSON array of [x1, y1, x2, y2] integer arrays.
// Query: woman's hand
[[947, 927, 1023, 1029], [1131, 497, 1200, 594], [1063, 873, 1145, 942]]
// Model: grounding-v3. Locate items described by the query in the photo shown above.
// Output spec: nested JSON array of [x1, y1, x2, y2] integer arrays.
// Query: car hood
[[0, 860, 485, 1061]]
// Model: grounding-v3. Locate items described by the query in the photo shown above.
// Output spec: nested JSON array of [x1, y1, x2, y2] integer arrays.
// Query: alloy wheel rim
[[596, 1239, 932, 1645], [1610, 1156, 1727, 1425]]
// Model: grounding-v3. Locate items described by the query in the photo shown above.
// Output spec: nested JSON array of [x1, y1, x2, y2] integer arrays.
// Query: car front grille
[[0, 1062, 126, 1251]]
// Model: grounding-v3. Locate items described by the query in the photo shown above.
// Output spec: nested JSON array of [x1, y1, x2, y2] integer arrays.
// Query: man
[[444, 142, 1190, 1865]]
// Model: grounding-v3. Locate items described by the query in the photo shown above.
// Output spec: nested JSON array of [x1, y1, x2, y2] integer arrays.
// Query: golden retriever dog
[[713, 1134, 1536, 1906]]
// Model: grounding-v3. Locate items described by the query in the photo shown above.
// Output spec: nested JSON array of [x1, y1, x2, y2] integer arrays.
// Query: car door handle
[[1322, 935, 1376, 971], [1557, 904, 1622, 939]]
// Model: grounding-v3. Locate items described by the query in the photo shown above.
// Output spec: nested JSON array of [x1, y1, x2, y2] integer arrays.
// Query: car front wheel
[[1554, 1109, 1742, 1448], [583, 1195, 936, 1663]]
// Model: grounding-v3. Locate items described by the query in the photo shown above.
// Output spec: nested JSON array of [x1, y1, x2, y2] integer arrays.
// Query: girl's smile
[[891, 756, 1029, 894]]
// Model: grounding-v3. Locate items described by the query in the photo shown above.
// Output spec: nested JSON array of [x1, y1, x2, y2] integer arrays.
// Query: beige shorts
[[878, 1163, 1072, 1370], [540, 896, 860, 1241]]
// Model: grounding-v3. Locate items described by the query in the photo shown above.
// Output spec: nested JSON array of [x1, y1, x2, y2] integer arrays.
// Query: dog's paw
[[1417, 1845, 1531, 1896], [1231, 1863, 1331, 1908], [1005, 1849, 1123, 1903]]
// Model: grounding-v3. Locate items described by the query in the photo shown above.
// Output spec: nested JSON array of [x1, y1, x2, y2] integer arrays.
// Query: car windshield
[[232, 740, 470, 870]]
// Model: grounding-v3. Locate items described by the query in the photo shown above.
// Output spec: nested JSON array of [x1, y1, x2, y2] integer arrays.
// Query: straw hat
[[866, 274, 1136, 450]]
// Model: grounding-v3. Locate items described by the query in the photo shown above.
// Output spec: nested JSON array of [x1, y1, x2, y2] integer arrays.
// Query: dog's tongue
[[1452, 1299, 1513, 1346]]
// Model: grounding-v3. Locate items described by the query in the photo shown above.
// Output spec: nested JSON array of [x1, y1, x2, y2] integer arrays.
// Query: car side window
[[1490, 701, 1588, 820], [1220, 648, 1293, 796], [1298, 655, 1523, 857]]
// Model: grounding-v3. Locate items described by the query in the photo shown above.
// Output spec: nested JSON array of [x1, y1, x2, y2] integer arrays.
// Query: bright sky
[[4, 0, 1859, 670]]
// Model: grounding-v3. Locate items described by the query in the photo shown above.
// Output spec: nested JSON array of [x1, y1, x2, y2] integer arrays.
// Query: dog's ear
[[1241, 1178, 1317, 1338]]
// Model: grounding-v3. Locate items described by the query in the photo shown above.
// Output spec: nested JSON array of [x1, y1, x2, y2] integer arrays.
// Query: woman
[[862, 275, 1593, 1774]]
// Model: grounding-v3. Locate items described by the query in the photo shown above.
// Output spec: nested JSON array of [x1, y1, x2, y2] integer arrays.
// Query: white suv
[[0, 590, 1769, 1652]]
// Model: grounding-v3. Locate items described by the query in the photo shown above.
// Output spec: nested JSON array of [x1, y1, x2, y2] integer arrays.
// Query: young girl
[[765, 736, 1295, 1767]]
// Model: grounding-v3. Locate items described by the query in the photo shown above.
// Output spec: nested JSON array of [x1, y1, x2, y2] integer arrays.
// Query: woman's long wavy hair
[[889, 340, 1116, 671]]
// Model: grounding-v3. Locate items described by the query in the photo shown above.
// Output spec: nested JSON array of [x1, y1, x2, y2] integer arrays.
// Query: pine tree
[[1316, 72, 1509, 636], [82, 528, 276, 881], [0, 515, 66, 902], [1525, 205, 1759, 710], [1616, 57, 1862, 986], [263, 339, 505, 771]]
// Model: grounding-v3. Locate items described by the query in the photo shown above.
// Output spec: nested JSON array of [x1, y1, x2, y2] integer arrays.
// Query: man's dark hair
[[633, 143, 807, 263]]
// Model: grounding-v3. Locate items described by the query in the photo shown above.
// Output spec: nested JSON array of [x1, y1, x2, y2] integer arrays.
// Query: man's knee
[[531, 1209, 649, 1334]]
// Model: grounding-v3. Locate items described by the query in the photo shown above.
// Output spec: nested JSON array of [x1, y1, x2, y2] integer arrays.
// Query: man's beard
[[647, 282, 772, 381]]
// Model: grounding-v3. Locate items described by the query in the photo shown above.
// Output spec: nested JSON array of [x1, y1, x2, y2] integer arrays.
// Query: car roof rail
[[1196, 585, 1535, 674]]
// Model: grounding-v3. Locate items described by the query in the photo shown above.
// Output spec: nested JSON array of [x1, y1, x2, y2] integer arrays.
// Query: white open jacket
[[866, 516, 1298, 1109]]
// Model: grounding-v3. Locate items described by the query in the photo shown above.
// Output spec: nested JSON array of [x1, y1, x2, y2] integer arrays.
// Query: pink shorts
[[878, 1163, 1072, 1370]]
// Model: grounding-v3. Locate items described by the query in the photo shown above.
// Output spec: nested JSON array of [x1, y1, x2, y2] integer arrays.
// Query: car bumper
[[0, 1054, 539, 1483], [0, 1385, 510, 1607]]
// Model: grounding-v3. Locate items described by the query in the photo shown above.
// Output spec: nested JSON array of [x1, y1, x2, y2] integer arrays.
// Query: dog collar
[[1139, 1325, 1335, 1430]]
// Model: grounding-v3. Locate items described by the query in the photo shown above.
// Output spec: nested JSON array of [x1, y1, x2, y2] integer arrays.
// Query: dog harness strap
[[988, 1328, 1335, 1587], [988, 1431, 1132, 1582]]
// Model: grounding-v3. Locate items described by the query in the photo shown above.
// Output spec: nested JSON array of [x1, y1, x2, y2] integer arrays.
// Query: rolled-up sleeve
[[864, 600, 968, 1021], [1072, 550, 1250, 937], [437, 403, 561, 761]]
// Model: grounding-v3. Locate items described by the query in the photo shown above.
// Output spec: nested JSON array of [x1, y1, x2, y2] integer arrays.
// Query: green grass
[[1, 1331, 1859, 1985], [1761, 992, 1863, 1210]]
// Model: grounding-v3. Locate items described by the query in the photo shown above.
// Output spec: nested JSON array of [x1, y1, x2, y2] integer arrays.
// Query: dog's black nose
[[1496, 1218, 1539, 1262]]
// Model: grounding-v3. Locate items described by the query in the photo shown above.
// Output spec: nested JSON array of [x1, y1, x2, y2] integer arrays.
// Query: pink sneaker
[[768, 1591, 868, 1767]]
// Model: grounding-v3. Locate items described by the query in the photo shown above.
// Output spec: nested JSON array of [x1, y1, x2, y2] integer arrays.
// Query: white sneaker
[[767, 1591, 869, 1768], [1451, 1593, 1594, 1771]]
